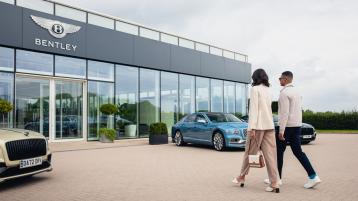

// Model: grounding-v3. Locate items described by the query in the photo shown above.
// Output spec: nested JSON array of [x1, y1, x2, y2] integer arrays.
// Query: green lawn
[[317, 130, 358, 134]]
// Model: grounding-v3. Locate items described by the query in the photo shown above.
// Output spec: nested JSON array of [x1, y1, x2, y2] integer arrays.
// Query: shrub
[[98, 128, 116, 141], [0, 99, 13, 127], [100, 104, 118, 115], [149, 122, 168, 135], [303, 110, 358, 130]]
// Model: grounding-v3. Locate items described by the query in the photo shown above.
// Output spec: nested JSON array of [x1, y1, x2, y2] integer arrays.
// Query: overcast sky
[[58, 0, 358, 112]]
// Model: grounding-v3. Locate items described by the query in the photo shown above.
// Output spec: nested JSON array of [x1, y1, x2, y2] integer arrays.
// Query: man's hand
[[249, 130, 256, 138], [278, 132, 285, 141]]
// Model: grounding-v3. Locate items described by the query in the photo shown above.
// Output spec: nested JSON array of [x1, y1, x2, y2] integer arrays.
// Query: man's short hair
[[282, 71, 293, 79]]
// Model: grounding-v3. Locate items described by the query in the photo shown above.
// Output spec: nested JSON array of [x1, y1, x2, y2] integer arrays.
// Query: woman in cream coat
[[232, 68, 280, 193]]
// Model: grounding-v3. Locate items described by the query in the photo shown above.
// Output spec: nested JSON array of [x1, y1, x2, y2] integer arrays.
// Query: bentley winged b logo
[[31, 15, 81, 38]]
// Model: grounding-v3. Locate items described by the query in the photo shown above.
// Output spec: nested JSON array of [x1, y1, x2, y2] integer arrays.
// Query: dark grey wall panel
[[0, 3, 252, 83], [133, 37, 171, 71], [22, 8, 86, 57], [86, 25, 134, 64], [0, 2, 22, 47], [200, 53, 226, 78], [170, 46, 201, 75], [224, 59, 251, 83]]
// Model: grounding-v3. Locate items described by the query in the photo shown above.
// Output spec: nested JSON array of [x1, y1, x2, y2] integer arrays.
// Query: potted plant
[[98, 128, 116, 143], [0, 99, 13, 128], [98, 103, 118, 143], [149, 122, 168, 145]]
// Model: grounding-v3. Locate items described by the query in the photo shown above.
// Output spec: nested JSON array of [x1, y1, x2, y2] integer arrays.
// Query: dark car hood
[[273, 121, 314, 129]]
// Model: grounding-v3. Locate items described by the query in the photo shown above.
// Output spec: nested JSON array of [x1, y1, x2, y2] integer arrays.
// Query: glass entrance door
[[55, 80, 83, 139], [15, 77, 50, 137], [15, 75, 85, 140]]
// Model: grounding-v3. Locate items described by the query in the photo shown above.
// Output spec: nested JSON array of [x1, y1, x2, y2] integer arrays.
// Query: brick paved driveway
[[1, 134, 358, 201]]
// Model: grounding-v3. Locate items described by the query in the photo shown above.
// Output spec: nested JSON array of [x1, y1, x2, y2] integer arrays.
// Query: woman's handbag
[[248, 138, 265, 168]]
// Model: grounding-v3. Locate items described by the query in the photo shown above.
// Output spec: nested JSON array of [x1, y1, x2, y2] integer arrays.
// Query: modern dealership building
[[0, 0, 251, 142]]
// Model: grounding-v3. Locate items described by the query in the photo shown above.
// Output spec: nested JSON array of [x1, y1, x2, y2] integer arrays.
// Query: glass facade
[[0, 46, 248, 141], [0, 72, 13, 128], [236, 83, 248, 117], [16, 50, 53, 75], [88, 81, 114, 140], [224, 81, 235, 113], [55, 80, 83, 139], [115, 65, 138, 139], [88, 60, 114, 82], [55, 56, 86, 79], [179, 75, 195, 119], [161, 72, 178, 136], [196, 77, 210, 112], [211, 79, 223, 112], [139, 69, 160, 137], [0, 47, 14, 72], [15, 77, 50, 137]]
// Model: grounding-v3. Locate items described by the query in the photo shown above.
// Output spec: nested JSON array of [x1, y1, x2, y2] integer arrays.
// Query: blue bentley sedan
[[171, 112, 248, 151]]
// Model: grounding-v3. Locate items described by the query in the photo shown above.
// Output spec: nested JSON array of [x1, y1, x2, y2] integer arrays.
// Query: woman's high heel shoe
[[265, 186, 280, 193], [232, 177, 245, 187]]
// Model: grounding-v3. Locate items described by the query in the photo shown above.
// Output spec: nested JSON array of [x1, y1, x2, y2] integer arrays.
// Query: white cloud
[[57, 0, 358, 111]]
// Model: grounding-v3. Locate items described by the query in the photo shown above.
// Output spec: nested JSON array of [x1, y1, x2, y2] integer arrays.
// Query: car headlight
[[45, 138, 49, 151], [225, 129, 239, 134]]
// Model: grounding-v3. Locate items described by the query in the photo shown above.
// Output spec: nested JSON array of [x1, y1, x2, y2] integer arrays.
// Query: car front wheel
[[174, 130, 185, 146], [213, 132, 225, 151]]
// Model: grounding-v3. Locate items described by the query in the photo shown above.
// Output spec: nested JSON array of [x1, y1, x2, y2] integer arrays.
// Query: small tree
[[100, 103, 118, 128], [0, 99, 13, 128]]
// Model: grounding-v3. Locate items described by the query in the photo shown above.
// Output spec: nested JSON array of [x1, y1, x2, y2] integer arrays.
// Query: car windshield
[[206, 113, 242, 123]]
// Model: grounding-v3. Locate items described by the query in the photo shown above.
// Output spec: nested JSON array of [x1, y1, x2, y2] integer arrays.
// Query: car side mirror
[[197, 119, 207, 124]]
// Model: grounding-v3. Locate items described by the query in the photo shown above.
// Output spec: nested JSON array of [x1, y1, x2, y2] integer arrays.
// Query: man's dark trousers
[[276, 127, 316, 178]]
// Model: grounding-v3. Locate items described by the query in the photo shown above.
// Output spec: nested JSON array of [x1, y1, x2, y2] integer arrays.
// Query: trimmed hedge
[[149, 122, 168, 135], [303, 110, 358, 130]]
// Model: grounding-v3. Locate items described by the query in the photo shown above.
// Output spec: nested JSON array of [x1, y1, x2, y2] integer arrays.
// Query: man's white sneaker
[[264, 178, 283, 185], [304, 176, 321, 189]]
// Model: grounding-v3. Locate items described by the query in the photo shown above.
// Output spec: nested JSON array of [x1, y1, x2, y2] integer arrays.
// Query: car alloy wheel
[[213, 132, 225, 151], [174, 131, 184, 146]]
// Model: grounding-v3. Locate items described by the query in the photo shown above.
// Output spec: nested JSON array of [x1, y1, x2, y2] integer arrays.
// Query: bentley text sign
[[30, 15, 81, 52], [34, 38, 77, 51]]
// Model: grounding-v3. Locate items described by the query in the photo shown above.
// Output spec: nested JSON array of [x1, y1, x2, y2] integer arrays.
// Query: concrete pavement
[[1, 134, 357, 201]]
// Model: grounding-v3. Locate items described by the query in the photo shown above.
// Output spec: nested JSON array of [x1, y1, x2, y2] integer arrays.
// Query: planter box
[[125, 125, 137, 137], [99, 135, 114, 143], [149, 134, 168, 145]]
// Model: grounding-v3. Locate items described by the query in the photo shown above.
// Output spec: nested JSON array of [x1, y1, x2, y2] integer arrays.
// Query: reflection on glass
[[88, 60, 114, 82], [196, 77, 209, 112], [115, 65, 138, 139], [88, 81, 114, 140], [15, 77, 50, 137], [211, 79, 223, 112], [139, 69, 160, 137], [55, 56, 86, 79], [224, 81, 235, 114], [55, 80, 83, 139], [0, 72, 13, 128], [236, 83, 247, 117], [161, 72, 178, 136], [179, 74, 195, 119], [16, 50, 53, 75], [0, 47, 14, 72]]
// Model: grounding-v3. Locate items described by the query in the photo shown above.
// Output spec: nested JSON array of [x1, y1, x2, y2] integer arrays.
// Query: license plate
[[303, 135, 312, 139], [20, 157, 42, 169]]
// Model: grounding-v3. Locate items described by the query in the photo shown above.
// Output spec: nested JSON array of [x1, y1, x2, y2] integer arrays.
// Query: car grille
[[242, 129, 247, 137], [301, 128, 314, 135], [5, 139, 47, 161]]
